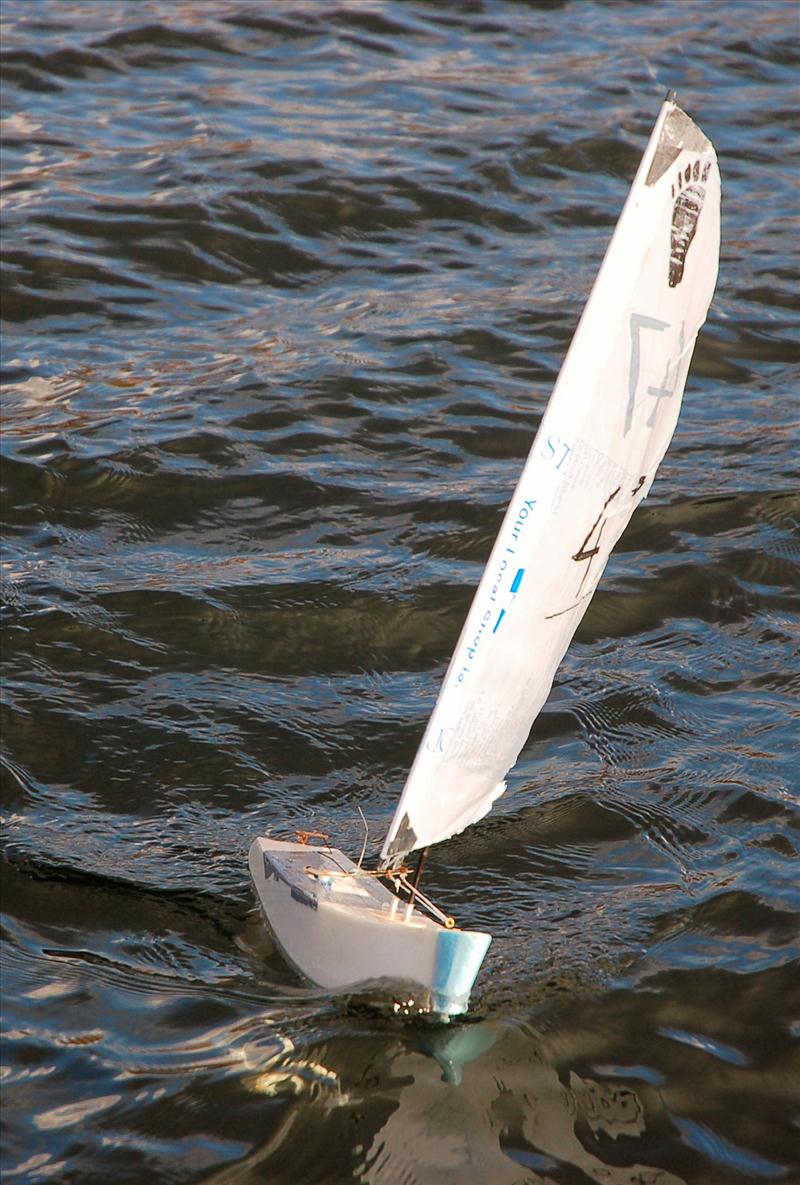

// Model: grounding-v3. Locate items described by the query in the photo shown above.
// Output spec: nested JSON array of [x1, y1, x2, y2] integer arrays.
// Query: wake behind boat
[[249, 94, 721, 1017]]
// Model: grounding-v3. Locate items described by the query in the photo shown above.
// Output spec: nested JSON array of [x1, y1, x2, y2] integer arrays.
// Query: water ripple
[[2, 1, 798, 1183]]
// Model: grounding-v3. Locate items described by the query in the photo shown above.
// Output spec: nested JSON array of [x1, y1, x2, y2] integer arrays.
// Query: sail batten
[[380, 99, 720, 867]]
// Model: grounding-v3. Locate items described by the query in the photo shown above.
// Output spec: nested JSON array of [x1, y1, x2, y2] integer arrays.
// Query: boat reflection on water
[[211, 1016, 686, 1185]]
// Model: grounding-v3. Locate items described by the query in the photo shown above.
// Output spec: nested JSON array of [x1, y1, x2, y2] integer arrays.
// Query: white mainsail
[[381, 98, 720, 866]]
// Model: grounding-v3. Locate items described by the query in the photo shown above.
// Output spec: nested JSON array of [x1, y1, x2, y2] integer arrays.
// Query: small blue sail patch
[[492, 568, 525, 634]]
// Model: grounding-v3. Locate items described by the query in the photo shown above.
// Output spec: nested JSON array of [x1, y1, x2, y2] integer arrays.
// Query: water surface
[[2, 2, 799, 1182]]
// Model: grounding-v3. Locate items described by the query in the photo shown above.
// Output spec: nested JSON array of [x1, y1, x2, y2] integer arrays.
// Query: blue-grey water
[[2, 2, 798, 1182]]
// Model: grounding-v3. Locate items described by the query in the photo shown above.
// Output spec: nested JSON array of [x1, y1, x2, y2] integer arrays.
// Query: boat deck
[[256, 839, 439, 928]]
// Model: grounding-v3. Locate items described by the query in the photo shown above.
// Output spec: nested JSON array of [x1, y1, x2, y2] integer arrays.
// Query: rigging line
[[410, 847, 428, 901], [391, 871, 455, 928], [355, 806, 369, 871]]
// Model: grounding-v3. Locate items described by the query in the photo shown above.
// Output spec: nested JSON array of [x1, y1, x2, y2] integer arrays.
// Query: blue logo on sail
[[493, 567, 525, 633]]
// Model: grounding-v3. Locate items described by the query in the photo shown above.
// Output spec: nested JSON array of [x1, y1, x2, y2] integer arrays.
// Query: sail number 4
[[626, 312, 684, 434]]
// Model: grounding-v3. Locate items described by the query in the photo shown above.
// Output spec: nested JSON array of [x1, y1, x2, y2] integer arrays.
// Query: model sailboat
[[249, 95, 720, 1016]]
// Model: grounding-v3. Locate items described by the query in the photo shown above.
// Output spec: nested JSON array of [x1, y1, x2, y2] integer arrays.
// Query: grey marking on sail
[[646, 320, 686, 424], [627, 313, 669, 434], [384, 812, 418, 862], [646, 105, 710, 186]]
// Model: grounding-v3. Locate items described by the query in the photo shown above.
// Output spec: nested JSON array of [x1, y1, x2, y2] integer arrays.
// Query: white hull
[[249, 838, 491, 1017]]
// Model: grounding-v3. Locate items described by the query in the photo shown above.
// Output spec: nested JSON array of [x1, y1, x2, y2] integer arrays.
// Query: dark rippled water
[[2, 2, 799, 1182]]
